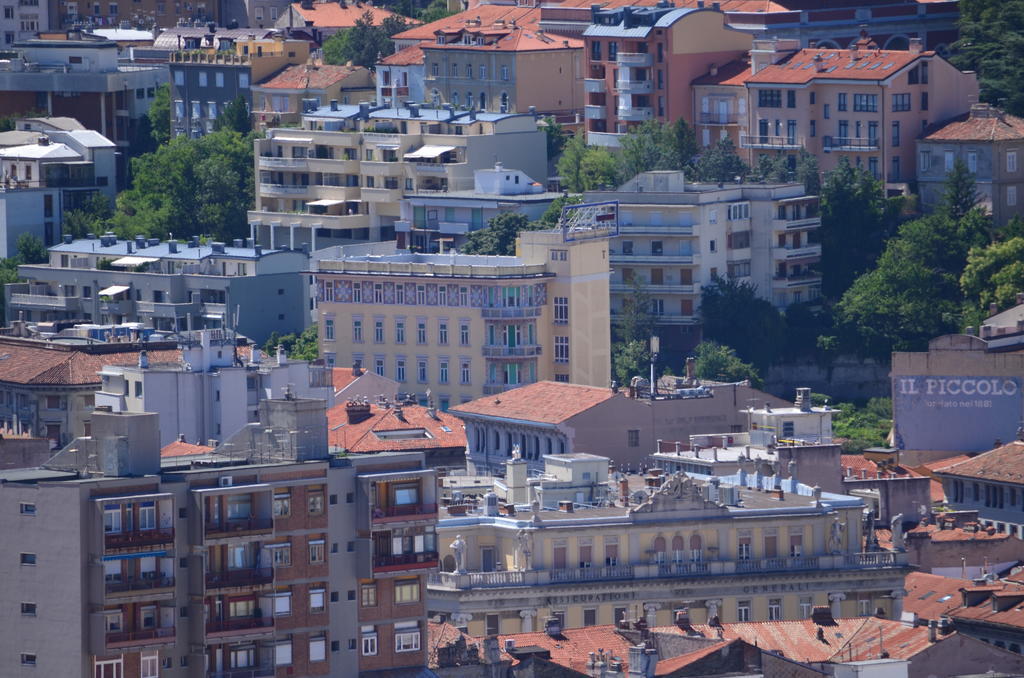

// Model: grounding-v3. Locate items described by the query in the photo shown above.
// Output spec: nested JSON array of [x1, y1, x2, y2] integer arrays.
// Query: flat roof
[[304, 104, 529, 124], [49, 238, 293, 261]]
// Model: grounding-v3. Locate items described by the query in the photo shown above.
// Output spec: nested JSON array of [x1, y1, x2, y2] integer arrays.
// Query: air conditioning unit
[[504, 639, 516, 652], [218, 476, 233, 487]]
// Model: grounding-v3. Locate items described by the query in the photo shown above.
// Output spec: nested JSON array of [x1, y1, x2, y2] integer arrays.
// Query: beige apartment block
[[312, 228, 612, 407], [427, 455, 909, 637], [248, 103, 547, 249]]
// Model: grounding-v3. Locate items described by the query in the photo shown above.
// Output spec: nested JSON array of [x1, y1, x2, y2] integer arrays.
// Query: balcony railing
[[205, 567, 274, 589], [207, 668, 276, 678], [372, 503, 437, 521], [824, 136, 879, 151], [105, 527, 174, 550], [481, 345, 543, 358], [373, 551, 439, 570], [206, 617, 274, 635], [106, 627, 175, 647], [740, 134, 803, 150], [699, 112, 739, 125], [616, 52, 652, 67], [480, 306, 543, 319], [204, 517, 273, 538], [105, 575, 175, 594], [550, 564, 634, 583]]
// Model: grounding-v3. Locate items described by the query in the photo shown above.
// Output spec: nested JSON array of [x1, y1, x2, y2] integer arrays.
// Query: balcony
[[205, 616, 274, 639], [774, 244, 822, 260], [105, 528, 174, 551], [208, 668, 276, 678], [699, 112, 739, 125], [106, 626, 175, 649], [257, 156, 308, 170], [306, 157, 359, 174], [205, 567, 274, 590], [609, 252, 696, 265], [584, 105, 607, 120], [480, 306, 543, 319], [105, 575, 175, 596], [361, 186, 404, 202], [8, 293, 80, 311], [610, 282, 695, 295], [248, 210, 371, 232], [100, 299, 135, 315], [773, 216, 820, 230], [204, 517, 273, 540], [617, 106, 653, 122], [740, 134, 803, 150], [616, 79, 652, 94], [584, 78, 606, 93], [481, 344, 543, 358], [136, 301, 199, 318], [772, 272, 822, 287], [371, 503, 437, 524], [258, 183, 309, 197], [373, 551, 439, 573], [616, 52, 652, 67], [824, 136, 879, 152], [550, 564, 634, 583], [379, 86, 410, 98]]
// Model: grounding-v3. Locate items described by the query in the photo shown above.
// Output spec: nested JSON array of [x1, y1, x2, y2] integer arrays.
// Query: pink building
[[740, 34, 978, 193]]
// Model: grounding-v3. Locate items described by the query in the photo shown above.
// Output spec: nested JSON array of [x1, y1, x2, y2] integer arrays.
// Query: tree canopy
[[461, 212, 540, 256], [63, 192, 113, 239], [961, 237, 1024, 322], [694, 137, 748, 183], [611, 279, 656, 386], [148, 83, 171, 147], [700, 276, 785, 370], [953, 0, 1024, 116], [322, 12, 408, 68], [263, 324, 319, 362], [555, 133, 620, 192], [15, 233, 47, 264], [214, 95, 252, 135], [692, 341, 761, 387]]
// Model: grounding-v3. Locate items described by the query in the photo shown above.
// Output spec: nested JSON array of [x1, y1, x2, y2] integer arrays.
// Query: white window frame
[[395, 630, 421, 652], [361, 627, 378, 656], [309, 636, 326, 662], [274, 640, 292, 665]]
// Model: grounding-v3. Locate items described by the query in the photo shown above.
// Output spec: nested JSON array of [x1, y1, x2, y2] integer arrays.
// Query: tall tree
[[692, 341, 761, 387], [612, 279, 656, 386], [941, 156, 981, 223], [694, 137, 748, 183], [461, 212, 538, 255], [63, 192, 113, 239], [617, 120, 679, 179], [818, 158, 889, 300], [578, 146, 619, 190], [417, 0, 454, 23], [148, 82, 171, 146], [961, 237, 1024, 321], [795, 149, 821, 195], [953, 0, 1024, 116], [541, 116, 566, 161], [670, 118, 699, 172], [322, 11, 407, 68], [700, 276, 786, 370], [214, 95, 252, 135], [556, 133, 587, 193], [16, 233, 47, 264]]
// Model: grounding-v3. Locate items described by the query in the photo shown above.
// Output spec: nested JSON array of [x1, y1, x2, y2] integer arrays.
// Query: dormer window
[[436, 35, 444, 45]]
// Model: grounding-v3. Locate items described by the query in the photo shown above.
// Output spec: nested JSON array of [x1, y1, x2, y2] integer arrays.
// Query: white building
[[0, 0, 47, 47], [95, 330, 335, 447]]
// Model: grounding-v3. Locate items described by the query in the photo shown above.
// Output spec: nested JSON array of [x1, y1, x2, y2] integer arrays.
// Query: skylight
[[374, 428, 433, 440]]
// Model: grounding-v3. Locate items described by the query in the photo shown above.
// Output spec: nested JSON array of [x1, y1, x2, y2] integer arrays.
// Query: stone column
[[891, 589, 906, 620], [520, 608, 537, 633], [829, 592, 846, 618], [644, 603, 660, 628], [705, 599, 722, 622]]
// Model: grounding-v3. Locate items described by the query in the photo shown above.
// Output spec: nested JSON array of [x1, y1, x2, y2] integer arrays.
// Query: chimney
[[674, 609, 693, 632], [138, 350, 149, 369], [928, 619, 938, 643], [795, 387, 812, 412], [685, 356, 695, 381], [178, 433, 186, 442], [558, 500, 574, 513], [167, 240, 178, 253], [544, 616, 562, 637], [619, 476, 630, 505], [344, 399, 373, 424], [908, 37, 923, 54], [811, 606, 835, 627], [990, 302, 999, 316], [62, 233, 72, 244]]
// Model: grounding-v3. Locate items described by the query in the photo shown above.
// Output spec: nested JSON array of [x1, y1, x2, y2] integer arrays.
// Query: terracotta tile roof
[[922, 107, 1024, 142], [256, 63, 368, 90], [919, 455, 972, 473], [423, 26, 583, 53], [379, 42, 425, 66], [904, 572, 971, 620], [691, 58, 751, 87], [288, 1, 411, 28], [929, 478, 945, 503], [493, 625, 634, 672], [161, 440, 215, 457], [331, 367, 362, 393], [841, 455, 917, 479], [949, 582, 1024, 630], [427, 622, 477, 669], [936, 441, 1024, 484], [327, 401, 466, 453], [655, 618, 938, 663], [746, 47, 931, 85], [0, 338, 181, 386], [451, 381, 617, 424], [654, 640, 734, 676]]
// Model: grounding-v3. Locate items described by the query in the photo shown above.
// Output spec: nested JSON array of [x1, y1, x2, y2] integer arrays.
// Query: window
[[945, 150, 955, 172], [361, 583, 377, 607], [800, 596, 813, 618], [920, 91, 928, 111], [271, 545, 291, 567], [554, 336, 569, 363], [395, 579, 420, 603], [554, 296, 568, 323], [174, 69, 184, 86], [310, 587, 326, 612], [273, 492, 291, 517], [737, 536, 751, 560], [591, 40, 600, 61], [21, 602, 36, 615], [395, 629, 421, 652], [501, 65, 509, 81], [309, 539, 325, 564], [919, 150, 931, 172], [20, 553, 36, 566], [627, 429, 640, 447], [362, 627, 378, 656], [1008, 186, 1017, 207], [459, 322, 470, 345], [324, 318, 335, 341], [1009, 151, 1019, 173], [786, 90, 796, 108], [486, 614, 499, 635], [439, 360, 449, 384], [353, 319, 363, 342], [439, 322, 448, 344], [374, 320, 384, 343], [308, 489, 324, 514], [967, 151, 977, 173], [396, 359, 406, 382], [460, 361, 471, 385], [858, 598, 871, 616], [396, 320, 405, 343], [275, 640, 292, 666], [19, 502, 35, 515], [892, 93, 910, 112], [891, 120, 900, 147], [837, 92, 847, 111], [198, 71, 207, 87], [141, 652, 159, 678], [479, 65, 486, 79], [417, 359, 428, 383], [768, 598, 782, 621], [853, 94, 877, 112], [21, 653, 36, 666], [737, 600, 751, 622], [608, 41, 617, 60], [308, 636, 326, 663], [272, 592, 292, 616], [417, 321, 427, 344], [583, 608, 597, 626], [758, 89, 782, 108], [727, 203, 749, 220]]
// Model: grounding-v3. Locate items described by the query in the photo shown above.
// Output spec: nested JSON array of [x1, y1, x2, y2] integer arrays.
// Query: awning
[[275, 137, 313, 143], [306, 199, 346, 207], [111, 256, 159, 267], [404, 145, 456, 160], [98, 284, 130, 296], [102, 550, 168, 561], [375, 143, 400, 150]]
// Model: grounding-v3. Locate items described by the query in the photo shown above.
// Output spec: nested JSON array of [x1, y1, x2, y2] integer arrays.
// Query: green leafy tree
[[617, 120, 679, 179], [214, 95, 252, 135], [692, 341, 761, 387], [556, 134, 619, 192], [63, 192, 113, 239], [148, 83, 171, 146], [556, 133, 587, 192], [535, 194, 582, 228], [322, 12, 408, 68], [819, 158, 890, 300], [831, 398, 893, 452], [16, 233, 47, 264], [112, 130, 255, 241], [953, 0, 1024, 115], [262, 324, 319, 362], [961, 237, 1024, 322], [670, 118, 698, 172], [694, 137, 748, 183], [541, 116, 566, 161], [941, 156, 982, 223], [751, 153, 790, 183], [461, 212, 538, 255], [417, 0, 454, 23], [795, 149, 821, 195], [612, 339, 650, 387], [700, 276, 786, 369], [615, 277, 655, 345], [0, 257, 19, 320]]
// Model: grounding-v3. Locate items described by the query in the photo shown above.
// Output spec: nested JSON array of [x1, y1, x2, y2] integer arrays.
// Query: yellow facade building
[[313, 228, 612, 406], [427, 455, 909, 638]]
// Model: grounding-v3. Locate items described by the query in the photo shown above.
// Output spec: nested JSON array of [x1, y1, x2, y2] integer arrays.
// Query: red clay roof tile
[[327, 401, 466, 453], [923, 108, 1024, 142], [450, 381, 617, 424], [746, 47, 931, 85], [256, 63, 368, 90], [937, 441, 1024, 484]]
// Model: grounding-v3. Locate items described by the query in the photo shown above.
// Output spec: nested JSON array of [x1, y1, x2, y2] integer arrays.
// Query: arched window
[[652, 536, 666, 563], [500, 91, 509, 113], [452, 91, 460, 108], [479, 92, 487, 111], [690, 534, 703, 562], [467, 91, 473, 109], [671, 536, 685, 563], [442, 555, 456, 572]]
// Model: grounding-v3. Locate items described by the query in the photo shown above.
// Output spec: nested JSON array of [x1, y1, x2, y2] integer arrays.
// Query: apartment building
[[313, 227, 612, 406], [0, 33, 166, 150], [937, 441, 1024, 539], [398, 162, 561, 252], [0, 0, 46, 46], [741, 35, 979, 193], [691, 57, 749, 150], [251, 63, 374, 130], [96, 329, 334, 447], [583, 171, 821, 349], [55, 0, 218, 29], [582, 4, 750, 147], [427, 453, 909, 637], [275, 0, 408, 40], [248, 102, 547, 249], [0, 394, 437, 677], [375, 43, 426, 109], [918, 104, 1024, 227], [8, 234, 311, 343], [0, 127, 116, 254], [170, 35, 310, 138]]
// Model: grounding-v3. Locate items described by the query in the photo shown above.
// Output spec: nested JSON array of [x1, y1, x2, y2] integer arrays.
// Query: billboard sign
[[892, 375, 1022, 451]]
